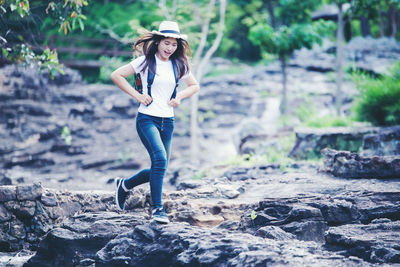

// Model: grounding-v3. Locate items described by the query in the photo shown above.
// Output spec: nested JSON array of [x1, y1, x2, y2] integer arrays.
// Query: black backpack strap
[[171, 59, 179, 100], [147, 57, 156, 98]]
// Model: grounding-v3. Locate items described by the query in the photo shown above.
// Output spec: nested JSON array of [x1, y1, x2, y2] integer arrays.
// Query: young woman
[[110, 21, 199, 224]]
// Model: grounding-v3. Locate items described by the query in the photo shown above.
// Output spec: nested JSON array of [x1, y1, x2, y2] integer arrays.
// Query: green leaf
[[1, 48, 8, 57], [251, 210, 257, 221], [61, 126, 71, 136], [78, 18, 84, 31]]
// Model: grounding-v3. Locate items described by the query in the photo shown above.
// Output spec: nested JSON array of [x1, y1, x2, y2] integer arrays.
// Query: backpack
[[134, 57, 179, 105]]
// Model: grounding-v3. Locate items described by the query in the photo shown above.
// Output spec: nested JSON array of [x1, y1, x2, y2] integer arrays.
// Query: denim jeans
[[124, 112, 174, 209]]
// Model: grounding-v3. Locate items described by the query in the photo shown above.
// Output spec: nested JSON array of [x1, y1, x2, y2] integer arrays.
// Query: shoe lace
[[152, 208, 165, 215]]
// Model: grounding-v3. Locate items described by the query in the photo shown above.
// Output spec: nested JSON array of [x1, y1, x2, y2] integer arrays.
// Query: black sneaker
[[151, 207, 170, 224], [115, 177, 129, 210]]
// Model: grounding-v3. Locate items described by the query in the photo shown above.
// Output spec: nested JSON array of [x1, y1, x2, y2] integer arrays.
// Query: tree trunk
[[360, 16, 371, 36], [189, 0, 215, 163], [279, 54, 287, 114], [265, 0, 276, 29], [336, 3, 344, 116], [378, 1, 385, 37], [159, 0, 172, 20], [389, 4, 397, 38], [190, 0, 226, 162], [344, 17, 352, 41]]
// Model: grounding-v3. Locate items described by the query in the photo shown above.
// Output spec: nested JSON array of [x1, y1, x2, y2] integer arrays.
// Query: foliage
[[249, 20, 334, 57], [1, 0, 88, 77], [2, 43, 64, 78], [223, 134, 295, 168], [248, 0, 334, 113], [352, 61, 400, 126], [217, 1, 262, 60], [41, 1, 162, 39]]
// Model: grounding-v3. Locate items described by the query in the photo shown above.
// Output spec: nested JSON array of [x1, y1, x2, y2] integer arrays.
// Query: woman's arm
[[169, 73, 200, 107], [110, 64, 153, 106]]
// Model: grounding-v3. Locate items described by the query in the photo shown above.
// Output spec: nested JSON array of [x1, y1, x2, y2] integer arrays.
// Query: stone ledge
[[321, 148, 400, 178]]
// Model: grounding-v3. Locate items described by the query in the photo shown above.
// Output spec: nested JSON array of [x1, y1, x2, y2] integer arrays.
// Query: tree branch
[[196, 0, 226, 80], [159, 0, 172, 20], [192, 0, 216, 68]]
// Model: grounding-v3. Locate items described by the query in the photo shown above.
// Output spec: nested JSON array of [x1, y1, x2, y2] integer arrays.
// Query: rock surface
[[25, 212, 147, 267], [362, 126, 400, 156], [289, 126, 379, 159], [321, 148, 400, 178], [325, 221, 400, 264], [0, 182, 145, 252], [94, 222, 370, 267], [0, 162, 396, 266]]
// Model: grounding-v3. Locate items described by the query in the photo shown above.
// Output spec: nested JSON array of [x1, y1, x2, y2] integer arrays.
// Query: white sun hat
[[151, 21, 188, 40]]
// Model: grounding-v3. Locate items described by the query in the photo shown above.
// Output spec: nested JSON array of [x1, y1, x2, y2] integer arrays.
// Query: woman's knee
[[152, 150, 168, 169]]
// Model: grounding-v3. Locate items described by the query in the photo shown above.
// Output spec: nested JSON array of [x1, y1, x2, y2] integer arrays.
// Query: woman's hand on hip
[[168, 98, 181, 107], [136, 94, 153, 106]]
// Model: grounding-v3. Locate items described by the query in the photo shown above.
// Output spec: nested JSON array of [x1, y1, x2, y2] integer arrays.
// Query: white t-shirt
[[130, 55, 189, 118]]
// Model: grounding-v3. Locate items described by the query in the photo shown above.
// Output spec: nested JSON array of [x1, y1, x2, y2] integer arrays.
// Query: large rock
[[362, 125, 400, 156], [321, 148, 400, 178], [289, 126, 379, 159], [239, 191, 400, 244], [0, 183, 130, 252], [239, 199, 328, 243], [95, 222, 370, 267], [1, 179, 398, 265], [25, 212, 146, 267], [0, 64, 81, 102], [325, 220, 400, 263]]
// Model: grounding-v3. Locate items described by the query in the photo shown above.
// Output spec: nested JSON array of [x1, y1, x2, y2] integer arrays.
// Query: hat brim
[[151, 30, 188, 40]]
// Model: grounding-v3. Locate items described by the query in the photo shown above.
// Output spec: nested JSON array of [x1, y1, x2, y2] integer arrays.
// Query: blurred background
[[1, 0, 400, 190]]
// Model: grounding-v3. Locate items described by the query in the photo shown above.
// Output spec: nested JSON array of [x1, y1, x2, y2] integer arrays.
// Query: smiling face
[[156, 37, 178, 61]]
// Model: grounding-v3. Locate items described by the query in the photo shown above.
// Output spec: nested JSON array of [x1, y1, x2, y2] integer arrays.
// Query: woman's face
[[157, 37, 178, 61]]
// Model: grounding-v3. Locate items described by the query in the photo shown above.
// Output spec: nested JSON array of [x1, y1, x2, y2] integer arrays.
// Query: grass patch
[[304, 115, 355, 128], [221, 134, 296, 169], [191, 170, 206, 180]]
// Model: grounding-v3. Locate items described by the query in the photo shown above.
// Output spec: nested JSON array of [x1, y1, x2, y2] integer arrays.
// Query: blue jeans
[[124, 112, 174, 209]]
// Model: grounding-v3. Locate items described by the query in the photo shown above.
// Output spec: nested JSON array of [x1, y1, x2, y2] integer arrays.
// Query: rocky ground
[[1, 165, 399, 266], [0, 37, 400, 266]]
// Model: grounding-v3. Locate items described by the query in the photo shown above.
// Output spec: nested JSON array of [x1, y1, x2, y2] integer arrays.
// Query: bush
[[352, 61, 400, 126]]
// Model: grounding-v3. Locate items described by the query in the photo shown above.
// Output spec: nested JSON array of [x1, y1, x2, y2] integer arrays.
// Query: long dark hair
[[133, 32, 192, 79]]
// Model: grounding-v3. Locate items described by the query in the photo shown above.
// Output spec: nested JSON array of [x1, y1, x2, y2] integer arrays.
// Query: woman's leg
[[137, 124, 167, 209], [121, 114, 174, 210], [124, 168, 151, 189]]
